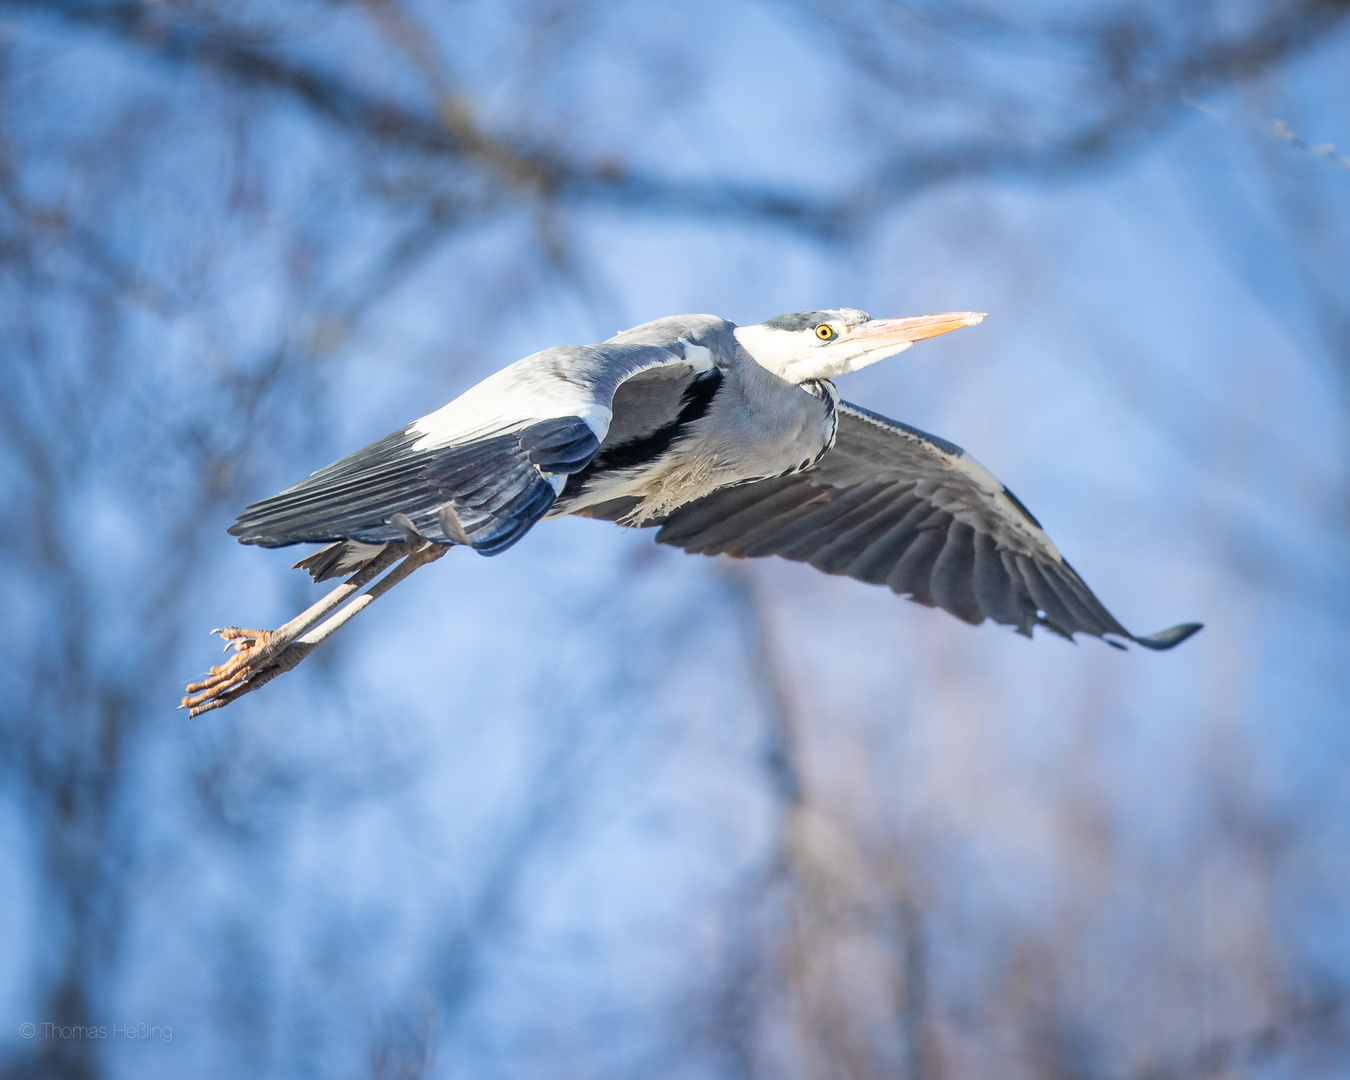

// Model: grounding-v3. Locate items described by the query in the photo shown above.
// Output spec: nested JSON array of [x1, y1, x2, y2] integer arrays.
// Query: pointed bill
[[846, 311, 986, 351]]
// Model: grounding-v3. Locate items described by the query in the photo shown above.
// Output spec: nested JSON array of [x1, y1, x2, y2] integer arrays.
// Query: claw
[[215, 626, 269, 641], [182, 622, 303, 713], [181, 541, 447, 717], [212, 626, 269, 652]]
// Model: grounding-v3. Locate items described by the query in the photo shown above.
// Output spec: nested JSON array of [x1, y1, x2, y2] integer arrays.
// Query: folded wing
[[230, 334, 719, 556], [654, 401, 1201, 650]]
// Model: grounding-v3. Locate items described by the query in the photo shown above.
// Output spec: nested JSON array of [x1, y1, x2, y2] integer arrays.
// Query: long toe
[[213, 627, 273, 652]]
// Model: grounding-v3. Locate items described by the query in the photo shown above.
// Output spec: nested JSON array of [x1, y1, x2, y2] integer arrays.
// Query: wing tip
[[227, 524, 289, 548], [1130, 622, 1204, 651], [228, 507, 281, 545]]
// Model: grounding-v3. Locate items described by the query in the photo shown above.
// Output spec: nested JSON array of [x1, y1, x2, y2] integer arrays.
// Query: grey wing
[[654, 401, 1202, 650], [229, 335, 717, 557]]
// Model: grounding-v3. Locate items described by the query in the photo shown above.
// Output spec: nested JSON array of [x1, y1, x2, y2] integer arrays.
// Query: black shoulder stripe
[[562, 369, 724, 498], [605, 368, 722, 471]]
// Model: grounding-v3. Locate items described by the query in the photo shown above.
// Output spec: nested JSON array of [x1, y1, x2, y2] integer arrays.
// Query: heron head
[[733, 307, 985, 384]]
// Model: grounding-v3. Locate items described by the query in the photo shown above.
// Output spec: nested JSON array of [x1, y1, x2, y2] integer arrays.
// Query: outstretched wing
[[653, 401, 1201, 650], [230, 331, 721, 556]]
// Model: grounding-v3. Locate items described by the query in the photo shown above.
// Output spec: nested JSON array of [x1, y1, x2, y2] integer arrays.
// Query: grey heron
[[183, 308, 1201, 716]]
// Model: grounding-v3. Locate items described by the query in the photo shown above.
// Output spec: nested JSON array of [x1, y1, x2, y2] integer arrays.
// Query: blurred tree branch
[[10, 0, 1349, 238], [1, 3, 1347, 1078], [804, 0, 1350, 201], [9, 0, 841, 231]]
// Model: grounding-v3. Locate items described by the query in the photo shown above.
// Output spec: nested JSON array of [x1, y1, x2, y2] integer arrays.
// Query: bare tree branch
[[12, 0, 1348, 240]]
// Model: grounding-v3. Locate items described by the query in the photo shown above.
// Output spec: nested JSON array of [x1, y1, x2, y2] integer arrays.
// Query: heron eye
[[815, 324, 835, 341]]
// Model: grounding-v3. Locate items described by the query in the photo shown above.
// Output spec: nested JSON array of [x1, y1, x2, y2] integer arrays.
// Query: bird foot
[[180, 540, 447, 719], [180, 626, 306, 717]]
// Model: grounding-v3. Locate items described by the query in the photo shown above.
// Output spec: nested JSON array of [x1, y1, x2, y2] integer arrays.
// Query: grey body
[[550, 315, 838, 522], [230, 309, 1201, 651]]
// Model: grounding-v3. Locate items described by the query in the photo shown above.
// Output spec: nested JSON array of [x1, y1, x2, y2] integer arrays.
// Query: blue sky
[[2, 2, 1348, 1077]]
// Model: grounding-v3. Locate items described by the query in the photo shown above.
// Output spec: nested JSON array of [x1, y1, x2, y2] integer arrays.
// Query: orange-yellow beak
[[844, 311, 985, 350]]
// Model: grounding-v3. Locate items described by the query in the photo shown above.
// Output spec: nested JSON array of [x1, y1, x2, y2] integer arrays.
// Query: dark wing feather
[[654, 401, 1201, 650], [228, 331, 724, 558], [229, 417, 597, 556]]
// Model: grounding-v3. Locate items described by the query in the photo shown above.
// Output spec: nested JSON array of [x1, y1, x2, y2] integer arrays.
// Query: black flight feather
[[230, 416, 600, 556]]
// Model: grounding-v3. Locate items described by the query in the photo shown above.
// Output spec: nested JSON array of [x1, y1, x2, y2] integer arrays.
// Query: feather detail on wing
[[229, 417, 594, 555], [653, 401, 1201, 650], [230, 327, 729, 556]]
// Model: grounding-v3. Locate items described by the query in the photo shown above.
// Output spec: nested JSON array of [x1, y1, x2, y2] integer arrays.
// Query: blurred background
[[2, 1, 1348, 1077]]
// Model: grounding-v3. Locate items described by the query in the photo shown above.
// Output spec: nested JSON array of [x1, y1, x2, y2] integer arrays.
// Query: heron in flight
[[183, 309, 1201, 716]]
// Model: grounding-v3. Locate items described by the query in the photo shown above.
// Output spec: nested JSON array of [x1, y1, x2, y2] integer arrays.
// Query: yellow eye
[[815, 324, 835, 340]]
